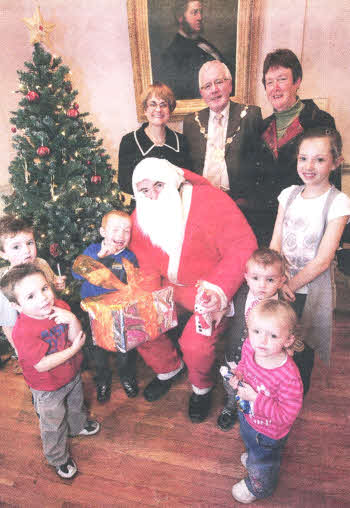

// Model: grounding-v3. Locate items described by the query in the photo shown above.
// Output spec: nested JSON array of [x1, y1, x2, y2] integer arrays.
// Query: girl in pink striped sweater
[[230, 299, 303, 504]]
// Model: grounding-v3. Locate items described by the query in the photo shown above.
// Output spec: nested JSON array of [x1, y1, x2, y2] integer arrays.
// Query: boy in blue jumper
[[72, 210, 139, 402]]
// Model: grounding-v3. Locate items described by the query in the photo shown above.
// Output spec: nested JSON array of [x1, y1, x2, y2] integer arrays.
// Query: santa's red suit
[[130, 168, 257, 389]]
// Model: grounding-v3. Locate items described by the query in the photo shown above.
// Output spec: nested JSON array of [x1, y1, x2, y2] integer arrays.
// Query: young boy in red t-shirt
[[0, 263, 100, 479]]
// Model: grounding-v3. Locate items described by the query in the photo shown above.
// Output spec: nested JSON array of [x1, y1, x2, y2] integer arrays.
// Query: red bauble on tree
[[49, 243, 60, 257], [26, 91, 39, 102], [87, 160, 92, 165], [37, 146, 50, 157], [91, 175, 102, 184], [11, 127, 17, 133], [67, 108, 79, 118]]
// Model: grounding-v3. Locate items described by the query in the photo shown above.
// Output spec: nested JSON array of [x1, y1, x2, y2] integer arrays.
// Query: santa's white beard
[[136, 185, 185, 256]]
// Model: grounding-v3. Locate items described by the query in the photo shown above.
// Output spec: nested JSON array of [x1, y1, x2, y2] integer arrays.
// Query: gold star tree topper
[[22, 6, 55, 47]]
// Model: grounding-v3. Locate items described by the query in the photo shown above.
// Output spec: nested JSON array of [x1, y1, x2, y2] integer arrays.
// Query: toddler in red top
[[217, 248, 287, 431], [0, 263, 100, 479], [229, 299, 303, 504]]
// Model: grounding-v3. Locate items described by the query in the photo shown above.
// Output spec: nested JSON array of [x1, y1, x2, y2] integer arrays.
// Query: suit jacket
[[225, 283, 249, 364], [183, 101, 263, 203], [157, 33, 234, 99]]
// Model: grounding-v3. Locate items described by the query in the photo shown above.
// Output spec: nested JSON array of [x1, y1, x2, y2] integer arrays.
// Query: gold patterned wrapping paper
[[73, 255, 177, 352]]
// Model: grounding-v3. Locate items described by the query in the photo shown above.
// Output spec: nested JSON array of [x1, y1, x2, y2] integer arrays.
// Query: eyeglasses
[[147, 101, 169, 110], [200, 78, 230, 92], [138, 181, 165, 198]]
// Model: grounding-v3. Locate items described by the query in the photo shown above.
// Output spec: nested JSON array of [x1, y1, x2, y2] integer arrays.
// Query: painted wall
[[0, 0, 137, 190], [1, 0, 349, 196]]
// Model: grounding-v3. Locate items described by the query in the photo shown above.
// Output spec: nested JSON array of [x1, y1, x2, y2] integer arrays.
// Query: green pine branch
[[6, 42, 127, 315]]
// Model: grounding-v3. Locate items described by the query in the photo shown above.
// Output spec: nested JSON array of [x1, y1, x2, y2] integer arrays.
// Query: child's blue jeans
[[238, 411, 288, 499]]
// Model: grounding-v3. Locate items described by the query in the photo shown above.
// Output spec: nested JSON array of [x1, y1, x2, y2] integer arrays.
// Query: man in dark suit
[[158, 1, 234, 99], [183, 60, 262, 214]]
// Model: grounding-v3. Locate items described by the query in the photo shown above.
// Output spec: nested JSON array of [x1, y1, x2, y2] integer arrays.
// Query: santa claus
[[130, 158, 257, 422]]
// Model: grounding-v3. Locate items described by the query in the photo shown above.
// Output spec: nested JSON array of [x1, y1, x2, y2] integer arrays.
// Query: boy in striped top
[[230, 299, 303, 504]]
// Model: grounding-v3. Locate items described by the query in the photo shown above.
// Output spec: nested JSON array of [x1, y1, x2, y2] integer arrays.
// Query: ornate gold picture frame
[[127, 0, 260, 121]]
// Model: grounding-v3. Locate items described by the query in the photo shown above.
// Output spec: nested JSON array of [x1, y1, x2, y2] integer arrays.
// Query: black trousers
[[291, 294, 315, 396], [93, 346, 137, 386]]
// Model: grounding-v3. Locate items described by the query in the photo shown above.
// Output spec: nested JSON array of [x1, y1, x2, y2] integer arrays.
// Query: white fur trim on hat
[[132, 158, 185, 197]]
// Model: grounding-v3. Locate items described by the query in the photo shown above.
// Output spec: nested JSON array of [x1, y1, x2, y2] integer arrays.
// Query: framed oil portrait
[[127, 0, 260, 121]]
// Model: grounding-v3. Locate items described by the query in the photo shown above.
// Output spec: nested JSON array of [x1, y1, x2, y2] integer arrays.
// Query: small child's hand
[[54, 276, 66, 291], [71, 331, 86, 353], [229, 375, 239, 390], [281, 283, 295, 302], [50, 306, 75, 325], [237, 381, 258, 402], [98, 240, 117, 258]]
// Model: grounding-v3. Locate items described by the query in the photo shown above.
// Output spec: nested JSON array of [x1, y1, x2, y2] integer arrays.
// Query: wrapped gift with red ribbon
[[73, 255, 177, 352]]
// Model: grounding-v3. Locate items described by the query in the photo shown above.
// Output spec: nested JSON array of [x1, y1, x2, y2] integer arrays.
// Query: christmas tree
[[5, 42, 126, 304]]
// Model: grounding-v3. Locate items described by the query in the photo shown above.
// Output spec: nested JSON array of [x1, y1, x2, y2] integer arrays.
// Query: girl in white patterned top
[[270, 128, 350, 394]]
